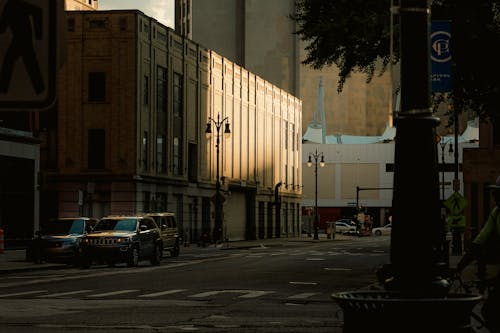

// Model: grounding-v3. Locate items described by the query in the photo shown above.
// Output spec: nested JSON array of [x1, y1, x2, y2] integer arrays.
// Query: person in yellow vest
[[457, 175, 500, 332]]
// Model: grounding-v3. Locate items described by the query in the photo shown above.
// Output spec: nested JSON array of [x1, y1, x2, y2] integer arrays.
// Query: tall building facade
[[177, 0, 393, 137], [41, 10, 303, 242]]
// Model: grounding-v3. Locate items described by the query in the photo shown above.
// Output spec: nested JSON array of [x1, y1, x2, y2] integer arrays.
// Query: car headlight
[[117, 237, 132, 243]]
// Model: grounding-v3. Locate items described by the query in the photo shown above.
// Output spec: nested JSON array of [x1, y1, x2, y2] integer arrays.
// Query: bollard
[[0, 228, 4, 254]]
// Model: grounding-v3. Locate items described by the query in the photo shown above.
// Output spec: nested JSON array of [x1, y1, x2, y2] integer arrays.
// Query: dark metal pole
[[453, 106, 459, 182], [215, 127, 222, 243], [314, 160, 319, 240], [441, 144, 445, 201], [356, 186, 360, 213], [452, 104, 462, 254], [390, 0, 444, 290], [206, 114, 230, 244], [308, 149, 323, 240]]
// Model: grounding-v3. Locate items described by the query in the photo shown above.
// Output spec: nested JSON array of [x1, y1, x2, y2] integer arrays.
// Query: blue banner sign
[[431, 20, 452, 92]]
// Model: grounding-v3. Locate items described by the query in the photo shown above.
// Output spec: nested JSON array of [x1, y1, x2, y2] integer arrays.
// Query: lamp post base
[[332, 291, 482, 333]]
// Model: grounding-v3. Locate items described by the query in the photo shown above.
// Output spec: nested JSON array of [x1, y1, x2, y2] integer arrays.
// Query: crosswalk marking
[[36, 290, 92, 298], [138, 289, 187, 297], [189, 290, 274, 299], [0, 290, 47, 298], [287, 292, 318, 299], [87, 290, 139, 297], [289, 281, 317, 285], [0, 288, 326, 300]]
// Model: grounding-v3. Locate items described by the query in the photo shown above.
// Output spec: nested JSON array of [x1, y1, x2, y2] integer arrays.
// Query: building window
[[285, 164, 288, 186], [173, 73, 183, 117], [119, 17, 127, 31], [188, 143, 197, 182], [155, 192, 167, 211], [173, 73, 183, 175], [157, 135, 166, 173], [142, 131, 149, 171], [285, 121, 289, 150], [143, 75, 149, 106], [88, 129, 105, 169], [143, 191, 151, 213], [67, 18, 75, 32], [157, 66, 167, 112], [173, 137, 181, 175], [89, 19, 106, 29], [88, 72, 106, 102]]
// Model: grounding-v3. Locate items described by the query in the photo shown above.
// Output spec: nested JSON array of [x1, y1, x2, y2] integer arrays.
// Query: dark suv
[[145, 212, 180, 257], [81, 215, 162, 267]]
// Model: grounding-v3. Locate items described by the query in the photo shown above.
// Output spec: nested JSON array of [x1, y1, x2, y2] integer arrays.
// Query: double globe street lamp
[[205, 114, 231, 243], [307, 149, 325, 240]]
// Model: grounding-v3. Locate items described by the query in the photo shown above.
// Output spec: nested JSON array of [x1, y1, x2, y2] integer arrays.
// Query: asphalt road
[[0, 236, 390, 332]]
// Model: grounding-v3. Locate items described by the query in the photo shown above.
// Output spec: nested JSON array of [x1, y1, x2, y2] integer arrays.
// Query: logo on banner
[[431, 30, 451, 63], [431, 20, 452, 93]]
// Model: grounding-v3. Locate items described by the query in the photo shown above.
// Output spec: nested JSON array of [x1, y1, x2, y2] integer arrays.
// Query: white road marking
[[306, 258, 325, 261], [139, 289, 187, 297], [37, 290, 92, 298], [324, 267, 352, 271], [0, 290, 48, 298], [189, 290, 274, 298], [87, 290, 139, 297], [288, 292, 318, 299], [289, 281, 317, 285]]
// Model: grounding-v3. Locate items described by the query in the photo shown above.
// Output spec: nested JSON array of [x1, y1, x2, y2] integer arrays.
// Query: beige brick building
[[42, 10, 302, 242], [65, 0, 97, 11]]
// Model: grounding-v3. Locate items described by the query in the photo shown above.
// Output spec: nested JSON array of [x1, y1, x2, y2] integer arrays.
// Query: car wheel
[[375, 230, 382, 236], [127, 247, 139, 267], [150, 243, 161, 266]]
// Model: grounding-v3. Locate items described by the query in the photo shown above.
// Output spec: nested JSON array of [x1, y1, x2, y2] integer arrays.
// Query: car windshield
[[43, 219, 85, 235], [94, 219, 137, 232]]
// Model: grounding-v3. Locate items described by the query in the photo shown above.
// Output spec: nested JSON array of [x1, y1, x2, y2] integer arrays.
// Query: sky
[[99, 0, 175, 28]]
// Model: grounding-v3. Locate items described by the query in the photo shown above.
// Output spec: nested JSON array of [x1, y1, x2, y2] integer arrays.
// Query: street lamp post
[[205, 113, 231, 243], [307, 149, 325, 240]]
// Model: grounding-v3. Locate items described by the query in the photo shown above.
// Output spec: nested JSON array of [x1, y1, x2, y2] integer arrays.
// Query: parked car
[[80, 215, 162, 268], [27, 217, 98, 265], [144, 212, 180, 257], [372, 223, 392, 236], [334, 220, 357, 234]]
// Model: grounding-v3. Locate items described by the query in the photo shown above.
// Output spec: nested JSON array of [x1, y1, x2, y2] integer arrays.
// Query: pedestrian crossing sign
[[0, 0, 60, 110]]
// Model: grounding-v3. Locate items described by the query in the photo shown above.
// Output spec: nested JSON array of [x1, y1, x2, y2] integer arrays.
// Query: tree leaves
[[293, 0, 500, 121]]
